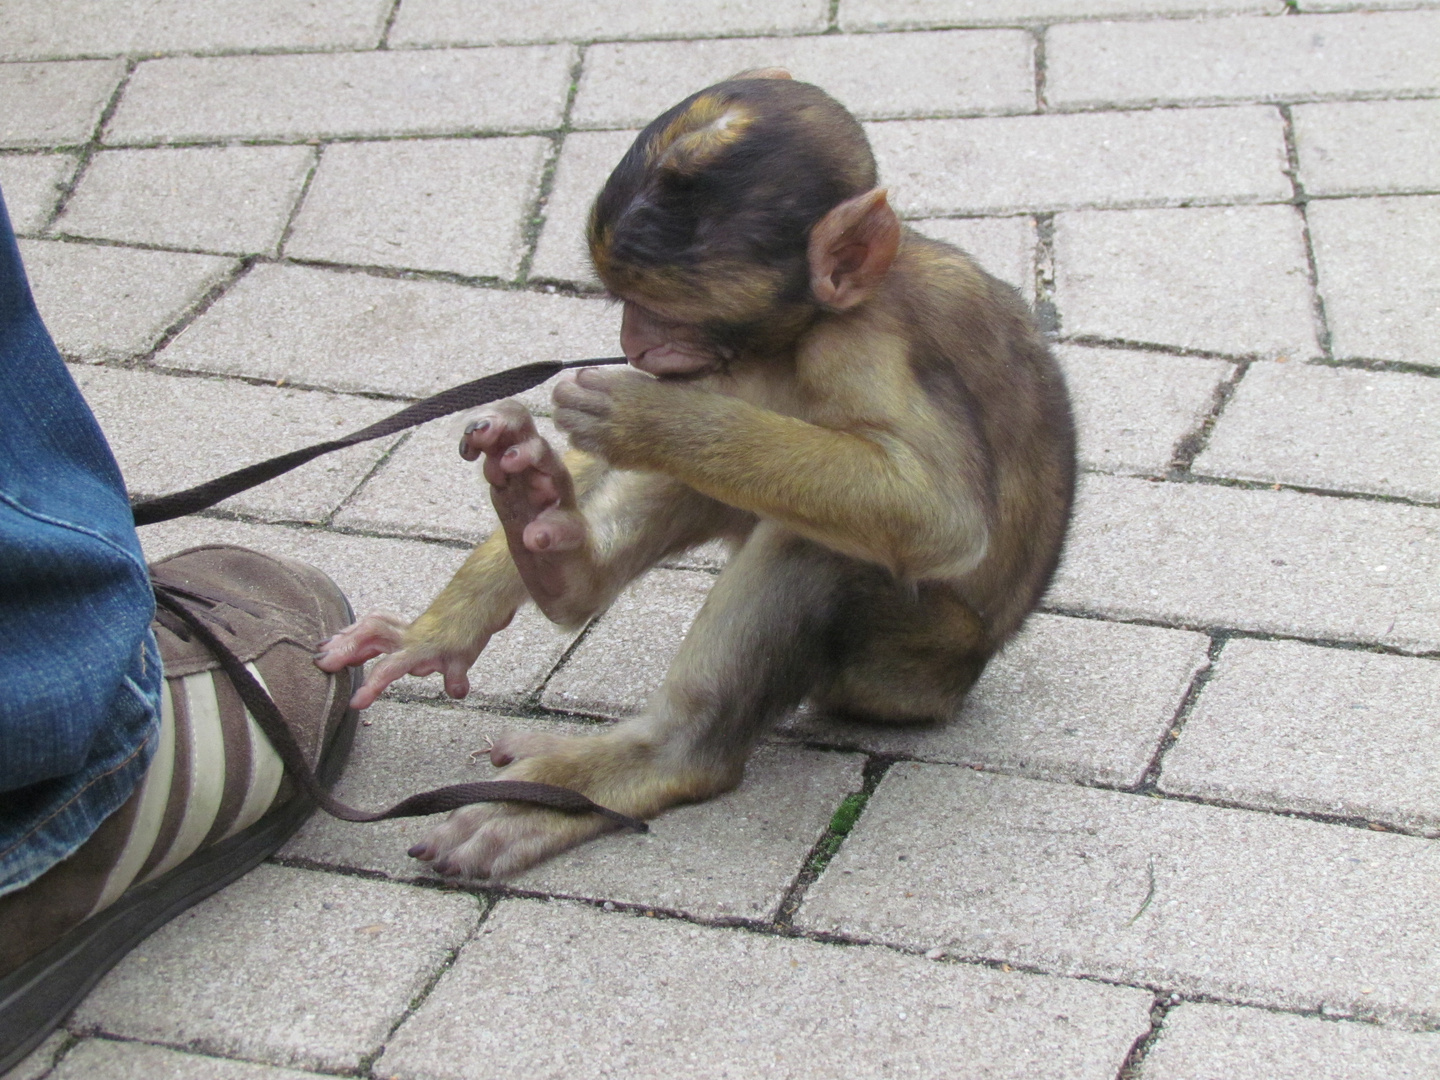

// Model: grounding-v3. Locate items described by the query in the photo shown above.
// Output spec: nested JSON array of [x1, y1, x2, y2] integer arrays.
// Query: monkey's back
[[892, 229, 1077, 650]]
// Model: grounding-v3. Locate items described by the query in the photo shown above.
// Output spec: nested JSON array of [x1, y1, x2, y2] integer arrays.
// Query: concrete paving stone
[[392, 0, 829, 46], [55, 144, 314, 255], [1047, 11, 1440, 108], [841, 0, 1279, 30], [783, 613, 1209, 787], [1053, 205, 1318, 358], [1309, 195, 1440, 367], [0, 0, 392, 60], [134, 515, 571, 707], [104, 47, 574, 145], [572, 31, 1035, 130], [3, 1030, 65, 1080], [1195, 362, 1440, 502], [70, 864, 479, 1073], [1050, 474, 1440, 653], [0, 59, 125, 149], [0, 151, 76, 231], [72, 365, 398, 524], [1139, 1002, 1440, 1079], [867, 106, 1290, 217], [1058, 345, 1232, 475], [156, 264, 621, 405], [283, 137, 547, 283], [285, 137, 548, 279], [379, 898, 1153, 1080], [281, 703, 598, 879], [1300, 0, 1440, 8], [798, 763, 1440, 1025], [909, 215, 1036, 303], [48, 1039, 330, 1080], [1293, 99, 1440, 196], [511, 744, 865, 920], [541, 569, 714, 717], [1159, 638, 1440, 835], [334, 414, 567, 543], [529, 128, 635, 285], [18, 238, 237, 360]]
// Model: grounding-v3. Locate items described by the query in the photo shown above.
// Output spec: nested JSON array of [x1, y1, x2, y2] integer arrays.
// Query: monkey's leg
[[410, 522, 847, 879], [814, 579, 992, 724]]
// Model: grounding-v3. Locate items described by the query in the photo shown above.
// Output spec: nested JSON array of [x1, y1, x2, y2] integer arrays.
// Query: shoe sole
[[0, 665, 360, 1073]]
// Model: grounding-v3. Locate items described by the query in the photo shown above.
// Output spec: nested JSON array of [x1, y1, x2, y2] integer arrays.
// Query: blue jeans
[[0, 187, 163, 895]]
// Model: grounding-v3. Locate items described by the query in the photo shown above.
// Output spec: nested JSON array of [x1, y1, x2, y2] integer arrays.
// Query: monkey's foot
[[461, 400, 597, 620], [407, 729, 731, 879]]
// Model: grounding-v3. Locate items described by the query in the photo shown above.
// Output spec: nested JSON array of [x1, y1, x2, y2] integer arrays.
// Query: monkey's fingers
[[346, 648, 474, 711], [314, 611, 409, 671], [458, 400, 538, 462]]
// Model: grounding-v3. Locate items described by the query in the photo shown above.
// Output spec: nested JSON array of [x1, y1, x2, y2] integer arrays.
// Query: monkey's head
[[588, 72, 901, 377]]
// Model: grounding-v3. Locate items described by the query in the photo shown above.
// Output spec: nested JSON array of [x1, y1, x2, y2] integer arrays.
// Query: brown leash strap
[[131, 356, 627, 526], [153, 586, 649, 833]]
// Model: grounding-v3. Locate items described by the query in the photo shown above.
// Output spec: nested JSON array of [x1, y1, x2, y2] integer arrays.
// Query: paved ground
[[4, 1, 1440, 1077]]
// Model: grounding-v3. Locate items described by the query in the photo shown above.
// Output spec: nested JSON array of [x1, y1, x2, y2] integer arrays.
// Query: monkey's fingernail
[[464, 419, 490, 436], [433, 860, 455, 875], [503, 447, 519, 459], [408, 844, 430, 859]]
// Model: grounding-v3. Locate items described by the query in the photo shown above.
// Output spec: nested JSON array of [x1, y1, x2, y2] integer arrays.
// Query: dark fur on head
[[589, 77, 877, 351]]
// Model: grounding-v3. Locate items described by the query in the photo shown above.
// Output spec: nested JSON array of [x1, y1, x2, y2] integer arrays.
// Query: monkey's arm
[[555, 369, 988, 580]]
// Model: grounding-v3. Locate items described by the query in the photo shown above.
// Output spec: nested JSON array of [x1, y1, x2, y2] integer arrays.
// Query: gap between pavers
[[376, 898, 1154, 1080], [1159, 637, 1440, 835], [69, 864, 480, 1074], [782, 613, 1208, 788], [798, 763, 1440, 1027], [20, 238, 237, 361], [1139, 1002, 1440, 1080]]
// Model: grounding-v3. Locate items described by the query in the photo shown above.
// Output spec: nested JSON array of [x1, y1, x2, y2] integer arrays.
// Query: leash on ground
[[132, 354, 650, 835]]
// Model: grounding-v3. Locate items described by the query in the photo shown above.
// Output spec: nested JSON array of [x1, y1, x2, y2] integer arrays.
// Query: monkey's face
[[619, 300, 730, 379]]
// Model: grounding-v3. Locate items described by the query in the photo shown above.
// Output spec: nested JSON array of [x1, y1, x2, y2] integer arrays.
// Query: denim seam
[[0, 489, 150, 582], [0, 716, 158, 862]]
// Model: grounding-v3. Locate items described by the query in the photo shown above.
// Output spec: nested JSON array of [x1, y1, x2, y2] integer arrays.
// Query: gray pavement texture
[[3, 3, 1439, 1078]]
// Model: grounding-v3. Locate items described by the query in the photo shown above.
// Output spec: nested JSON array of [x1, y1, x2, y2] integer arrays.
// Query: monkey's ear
[[808, 188, 901, 311], [729, 67, 793, 81]]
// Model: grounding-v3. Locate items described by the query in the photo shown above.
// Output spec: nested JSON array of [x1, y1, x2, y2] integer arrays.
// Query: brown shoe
[[0, 545, 358, 1072]]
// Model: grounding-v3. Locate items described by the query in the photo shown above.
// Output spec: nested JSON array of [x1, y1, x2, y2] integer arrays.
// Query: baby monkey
[[317, 71, 1075, 879]]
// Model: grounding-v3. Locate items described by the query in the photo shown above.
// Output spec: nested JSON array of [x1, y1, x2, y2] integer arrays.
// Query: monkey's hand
[[408, 727, 730, 879], [315, 612, 491, 710], [551, 366, 666, 464]]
